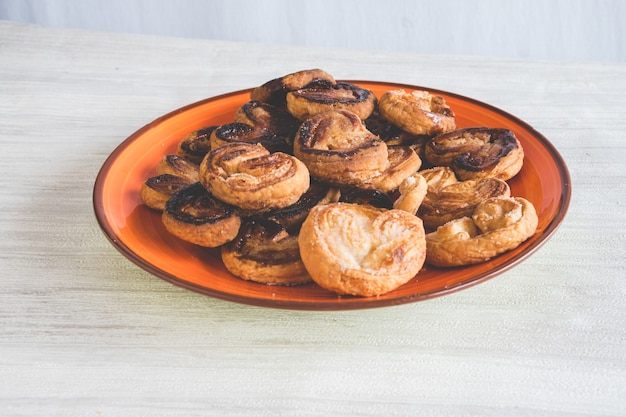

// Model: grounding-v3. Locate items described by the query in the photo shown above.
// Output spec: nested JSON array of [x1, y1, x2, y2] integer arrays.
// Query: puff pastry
[[293, 109, 388, 185], [424, 127, 524, 181], [140, 174, 196, 212], [176, 126, 216, 164], [155, 154, 199, 182], [161, 182, 241, 247], [425, 197, 538, 266], [222, 220, 312, 285], [250, 68, 336, 106], [199, 142, 310, 211], [286, 81, 377, 121], [392, 172, 428, 215], [359, 145, 422, 192], [210, 101, 300, 154], [378, 89, 456, 136], [298, 203, 426, 297], [418, 175, 511, 231]]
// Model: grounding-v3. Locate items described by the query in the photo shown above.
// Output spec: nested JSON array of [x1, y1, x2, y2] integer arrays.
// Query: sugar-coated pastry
[[161, 182, 241, 247], [221, 220, 312, 286], [425, 197, 538, 266], [418, 176, 511, 231], [293, 109, 388, 185], [210, 101, 300, 154], [140, 174, 196, 212], [250, 68, 336, 107], [378, 89, 456, 136], [286, 81, 377, 121], [424, 127, 524, 181], [199, 142, 310, 211], [298, 202, 426, 297], [176, 126, 216, 164]]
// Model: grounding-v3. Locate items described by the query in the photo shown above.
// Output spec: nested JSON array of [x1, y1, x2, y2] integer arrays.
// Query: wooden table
[[1, 21, 625, 416]]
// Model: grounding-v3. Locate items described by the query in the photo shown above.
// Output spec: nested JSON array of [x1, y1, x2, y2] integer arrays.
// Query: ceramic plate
[[93, 81, 571, 310]]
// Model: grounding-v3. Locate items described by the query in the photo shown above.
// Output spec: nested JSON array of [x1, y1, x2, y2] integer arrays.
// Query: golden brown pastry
[[378, 89, 456, 136], [365, 109, 432, 155], [140, 174, 196, 211], [293, 109, 388, 186], [155, 154, 199, 182], [298, 203, 426, 297], [425, 197, 538, 266], [210, 101, 300, 154], [392, 172, 428, 215], [222, 220, 312, 286], [250, 68, 336, 106], [161, 182, 241, 247], [359, 145, 422, 192], [176, 126, 216, 164], [286, 81, 377, 121], [199, 142, 310, 211], [418, 176, 511, 231], [424, 127, 524, 181]]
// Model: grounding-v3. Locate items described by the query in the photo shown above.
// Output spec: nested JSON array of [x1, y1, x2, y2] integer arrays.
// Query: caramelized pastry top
[[426, 197, 538, 266], [293, 109, 388, 185], [425, 127, 524, 181], [286, 81, 377, 121], [378, 89, 456, 136], [250, 68, 336, 106], [199, 142, 310, 211]]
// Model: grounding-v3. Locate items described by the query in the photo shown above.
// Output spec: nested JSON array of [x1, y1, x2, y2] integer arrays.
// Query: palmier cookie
[[286, 81, 377, 121], [298, 203, 426, 297], [250, 69, 336, 106], [359, 145, 422, 192], [418, 176, 511, 231], [378, 89, 456, 136], [141, 174, 196, 212], [425, 197, 538, 266], [221, 220, 312, 286], [424, 127, 524, 181], [161, 182, 241, 247], [210, 101, 300, 154], [293, 109, 388, 186], [199, 143, 310, 211]]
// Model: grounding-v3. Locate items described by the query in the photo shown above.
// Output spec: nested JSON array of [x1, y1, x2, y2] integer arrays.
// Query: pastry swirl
[[298, 202, 426, 297], [210, 101, 300, 154], [293, 109, 388, 185], [156, 154, 199, 182], [378, 89, 456, 136], [176, 126, 216, 164], [418, 176, 511, 231], [359, 145, 422, 192], [424, 127, 524, 181], [221, 220, 312, 286], [426, 197, 538, 266], [250, 68, 336, 106], [161, 182, 241, 247], [140, 174, 196, 212], [286, 81, 377, 121], [199, 142, 310, 211]]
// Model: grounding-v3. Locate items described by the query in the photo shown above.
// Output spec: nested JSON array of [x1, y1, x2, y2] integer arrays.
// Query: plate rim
[[93, 80, 572, 310]]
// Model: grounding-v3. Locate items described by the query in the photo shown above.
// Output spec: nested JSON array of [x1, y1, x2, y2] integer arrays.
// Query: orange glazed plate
[[93, 81, 571, 310]]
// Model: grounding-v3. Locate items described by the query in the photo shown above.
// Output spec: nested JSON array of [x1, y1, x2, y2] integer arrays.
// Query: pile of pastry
[[141, 69, 538, 297]]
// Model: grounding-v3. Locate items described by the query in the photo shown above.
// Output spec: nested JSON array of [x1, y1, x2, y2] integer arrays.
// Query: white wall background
[[1, 0, 624, 62]]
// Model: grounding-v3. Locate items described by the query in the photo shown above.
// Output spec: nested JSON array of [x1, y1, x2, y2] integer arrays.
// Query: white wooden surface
[[1, 0, 625, 62], [0, 21, 625, 417]]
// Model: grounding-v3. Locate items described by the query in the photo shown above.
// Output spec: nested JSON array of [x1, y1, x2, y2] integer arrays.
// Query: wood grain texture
[[0, 21, 625, 417]]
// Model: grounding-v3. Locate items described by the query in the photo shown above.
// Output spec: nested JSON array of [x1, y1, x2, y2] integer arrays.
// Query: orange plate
[[93, 81, 571, 310]]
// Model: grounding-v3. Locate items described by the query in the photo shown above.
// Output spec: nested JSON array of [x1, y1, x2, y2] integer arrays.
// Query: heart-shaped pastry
[[298, 202, 426, 296], [425, 197, 538, 266], [199, 142, 310, 211], [250, 68, 336, 107], [210, 101, 300, 154], [294, 109, 388, 186], [424, 127, 524, 181]]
